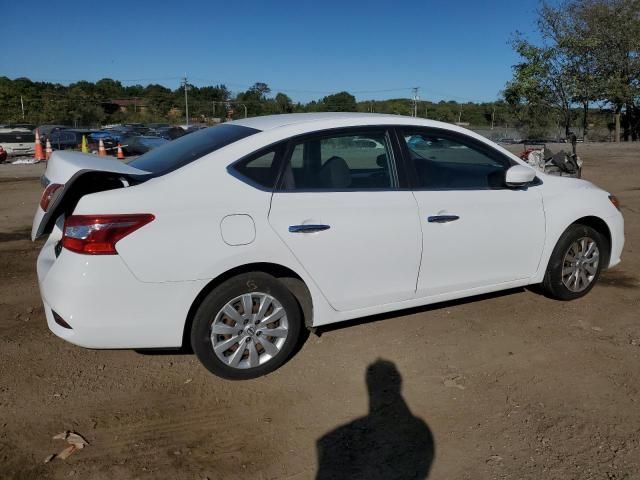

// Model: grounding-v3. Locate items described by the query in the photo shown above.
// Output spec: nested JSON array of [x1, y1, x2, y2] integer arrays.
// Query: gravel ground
[[1, 143, 639, 480]]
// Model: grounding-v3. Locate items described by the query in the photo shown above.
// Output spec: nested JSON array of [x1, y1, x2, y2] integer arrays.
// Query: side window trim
[[397, 127, 515, 191], [275, 126, 400, 192]]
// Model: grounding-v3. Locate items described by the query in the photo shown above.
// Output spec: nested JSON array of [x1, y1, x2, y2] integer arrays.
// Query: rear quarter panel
[[72, 136, 336, 325]]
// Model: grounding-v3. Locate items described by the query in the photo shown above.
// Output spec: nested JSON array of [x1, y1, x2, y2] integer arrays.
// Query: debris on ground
[[45, 431, 90, 462], [443, 373, 466, 390], [11, 158, 41, 165], [519, 144, 582, 178]]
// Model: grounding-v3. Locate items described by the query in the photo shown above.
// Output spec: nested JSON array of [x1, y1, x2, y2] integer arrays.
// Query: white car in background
[[0, 128, 35, 157], [32, 113, 624, 379]]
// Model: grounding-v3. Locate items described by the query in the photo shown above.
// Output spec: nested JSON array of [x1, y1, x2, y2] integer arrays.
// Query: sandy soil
[[1, 143, 639, 480]]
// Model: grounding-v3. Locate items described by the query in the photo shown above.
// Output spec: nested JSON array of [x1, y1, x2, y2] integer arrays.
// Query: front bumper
[[37, 223, 206, 349], [606, 211, 625, 268]]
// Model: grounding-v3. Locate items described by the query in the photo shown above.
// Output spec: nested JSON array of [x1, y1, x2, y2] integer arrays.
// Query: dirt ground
[[1, 143, 639, 480]]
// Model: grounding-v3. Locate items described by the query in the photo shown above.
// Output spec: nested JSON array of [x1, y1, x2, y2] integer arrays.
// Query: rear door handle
[[288, 224, 331, 233], [427, 215, 460, 223]]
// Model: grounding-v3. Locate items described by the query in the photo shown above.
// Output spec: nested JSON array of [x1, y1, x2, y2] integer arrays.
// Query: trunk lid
[[32, 150, 151, 240]]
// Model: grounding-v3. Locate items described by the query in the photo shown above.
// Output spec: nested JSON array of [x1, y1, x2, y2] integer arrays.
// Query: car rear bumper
[[37, 223, 206, 349], [5, 145, 35, 156]]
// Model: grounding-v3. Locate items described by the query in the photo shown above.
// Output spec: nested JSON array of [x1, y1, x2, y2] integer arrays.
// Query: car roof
[[230, 112, 457, 132]]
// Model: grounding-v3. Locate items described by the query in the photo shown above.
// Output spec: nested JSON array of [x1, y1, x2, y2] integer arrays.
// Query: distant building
[[110, 99, 148, 113]]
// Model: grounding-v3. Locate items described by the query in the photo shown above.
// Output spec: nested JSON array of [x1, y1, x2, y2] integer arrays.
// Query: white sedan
[[32, 113, 624, 379]]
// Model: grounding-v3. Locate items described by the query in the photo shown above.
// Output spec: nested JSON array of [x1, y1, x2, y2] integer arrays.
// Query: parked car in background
[[121, 135, 168, 155], [155, 126, 186, 140], [0, 128, 35, 157], [31, 113, 624, 380], [48, 129, 116, 152], [88, 131, 118, 150], [123, 124, 151, 135], [8, 123, 37, 131], [147, 123, 171, 131], [47, 129, 93, 150], [38, 125, 68, 142], [103, 127, 134, 143]]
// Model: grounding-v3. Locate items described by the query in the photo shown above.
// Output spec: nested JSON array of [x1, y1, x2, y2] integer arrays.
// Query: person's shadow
[[316, 359, 434, 479]]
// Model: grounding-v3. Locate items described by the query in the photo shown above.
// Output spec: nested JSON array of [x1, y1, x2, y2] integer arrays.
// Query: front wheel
[[191, 272, 302, 380], [542, 224, 606, 300]]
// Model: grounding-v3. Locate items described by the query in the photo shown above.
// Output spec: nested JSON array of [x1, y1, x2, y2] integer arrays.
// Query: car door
[[268, 128, 421, 312], [398, 128, 546, 297]]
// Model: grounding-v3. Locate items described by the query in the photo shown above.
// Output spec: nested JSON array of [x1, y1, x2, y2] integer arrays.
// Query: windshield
[[129, 124, 259, 175]]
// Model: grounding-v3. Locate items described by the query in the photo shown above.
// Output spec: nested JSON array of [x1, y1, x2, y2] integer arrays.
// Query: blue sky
[[3, 0, 543, 103]]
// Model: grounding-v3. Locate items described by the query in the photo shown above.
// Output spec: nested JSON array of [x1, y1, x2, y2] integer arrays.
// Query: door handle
[[427, 215, 460, 223], [288, 224, 331, 233]]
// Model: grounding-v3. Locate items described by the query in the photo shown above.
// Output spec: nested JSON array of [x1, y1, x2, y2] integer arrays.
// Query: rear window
[[0, 132, 35, 143], [128, 124, 260, 175]]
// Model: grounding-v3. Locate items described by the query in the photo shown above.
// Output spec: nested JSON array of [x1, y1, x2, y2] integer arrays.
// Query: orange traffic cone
[[98, 139, 107, 157], [45, 139, 53, 161], [34, 129, 45, 162], [116, 143, 125, 160]]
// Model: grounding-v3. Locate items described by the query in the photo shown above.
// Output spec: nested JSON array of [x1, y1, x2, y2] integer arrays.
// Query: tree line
[[505, 0, 640, 141], [2, 75, 614, 140]]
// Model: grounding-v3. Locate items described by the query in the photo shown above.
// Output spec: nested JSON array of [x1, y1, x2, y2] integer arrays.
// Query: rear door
[[268, 128, 422, 312], [398, 128, 546, 297]]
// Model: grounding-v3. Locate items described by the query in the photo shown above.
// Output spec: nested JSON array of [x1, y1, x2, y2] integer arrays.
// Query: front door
[[399, 128, 546, 297]]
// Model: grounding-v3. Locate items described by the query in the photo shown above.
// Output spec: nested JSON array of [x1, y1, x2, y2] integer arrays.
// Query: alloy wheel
[[210, 292, 289, 369], [561, 237, 600, 293]]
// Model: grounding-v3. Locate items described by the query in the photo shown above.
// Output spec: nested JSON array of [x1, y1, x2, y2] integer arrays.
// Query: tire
[[542, 224, 607, 300], [190, 272, 302, 380]]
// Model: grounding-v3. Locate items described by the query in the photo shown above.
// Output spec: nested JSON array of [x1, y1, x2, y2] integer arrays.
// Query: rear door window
[[279, 130, 396, 190]]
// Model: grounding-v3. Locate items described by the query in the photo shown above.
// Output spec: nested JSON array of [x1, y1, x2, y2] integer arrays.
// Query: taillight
[[62, 214, 155, 255], [609, 194, 621, 210], [40, 183, 63, 211]]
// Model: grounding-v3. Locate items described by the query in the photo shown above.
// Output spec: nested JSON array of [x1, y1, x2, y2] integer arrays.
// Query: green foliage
[[317, 91, 357, 112], [507, 0, 640, 141]]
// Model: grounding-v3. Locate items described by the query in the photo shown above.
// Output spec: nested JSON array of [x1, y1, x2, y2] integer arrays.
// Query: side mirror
[[505, 165, 536, 187]]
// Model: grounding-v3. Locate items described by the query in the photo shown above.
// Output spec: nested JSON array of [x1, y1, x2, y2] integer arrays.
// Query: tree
[[508, 0, 640, 142], [504, 40, 568, 138], [573, 0, 640, 141], [318, 91, 357, 112], [275, 93, 293, 113]]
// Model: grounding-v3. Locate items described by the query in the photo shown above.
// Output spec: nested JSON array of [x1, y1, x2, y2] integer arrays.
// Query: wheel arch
[[181, 262, 313, 349], [571, 215, 612, 267]]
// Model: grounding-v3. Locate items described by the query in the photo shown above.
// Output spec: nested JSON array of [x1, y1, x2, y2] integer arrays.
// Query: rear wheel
[[191, 272, 302, 380], [542, 224, 606, 300]]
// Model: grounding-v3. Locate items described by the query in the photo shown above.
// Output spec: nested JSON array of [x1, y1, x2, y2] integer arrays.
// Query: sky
[[2, 0, 544, 103]]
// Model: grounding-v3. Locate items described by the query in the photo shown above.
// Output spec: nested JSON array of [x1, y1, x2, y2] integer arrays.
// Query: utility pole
[[182, 75, 190, 126], [458, 107, 462, 124], [491, 106, 495, 129], [20, 96, 25, 119], [411, 87, 419, 117]]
